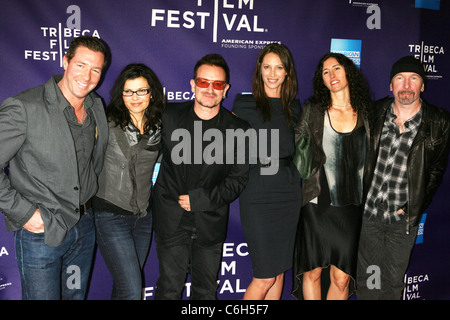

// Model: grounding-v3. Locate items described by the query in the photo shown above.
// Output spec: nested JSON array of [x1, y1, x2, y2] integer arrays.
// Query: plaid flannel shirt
[[364, 103, 423, 223]]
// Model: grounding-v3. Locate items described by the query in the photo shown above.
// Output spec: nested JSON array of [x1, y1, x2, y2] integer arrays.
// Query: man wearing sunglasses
[[153, 54, 250, 300]]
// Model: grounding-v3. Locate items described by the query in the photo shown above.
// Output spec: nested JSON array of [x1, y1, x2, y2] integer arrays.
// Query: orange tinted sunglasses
[[195, 78, 227, 90]]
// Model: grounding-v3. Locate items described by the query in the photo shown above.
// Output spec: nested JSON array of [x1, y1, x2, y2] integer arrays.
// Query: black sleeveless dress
[[232, 94, 302, 278]]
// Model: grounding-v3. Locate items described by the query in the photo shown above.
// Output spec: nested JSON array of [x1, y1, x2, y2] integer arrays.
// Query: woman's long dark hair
[[252, 43, 298, 126], [309, 52, 372, 115], [107, 63, 165, 132]]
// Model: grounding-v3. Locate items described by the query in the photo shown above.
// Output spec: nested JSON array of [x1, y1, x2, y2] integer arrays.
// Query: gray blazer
[[0, 75, 108, 246]]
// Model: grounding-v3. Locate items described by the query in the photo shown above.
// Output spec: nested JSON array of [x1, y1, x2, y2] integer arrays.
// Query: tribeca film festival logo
[[171, 121, 280, 175], [24, 5, 101, 67], [408, 42, 445, 80], [365, 267, 430, 300], [403, 273, 430, 300], [0, 247, 12, 292], [0, 273, 13, 292], [151, 0, 281, 50], [144, 242, 249, 299]]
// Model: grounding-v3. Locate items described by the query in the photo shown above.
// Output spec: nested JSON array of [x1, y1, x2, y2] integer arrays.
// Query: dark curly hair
[[107, 63, 165, 132], [308, 52, 372, 115]]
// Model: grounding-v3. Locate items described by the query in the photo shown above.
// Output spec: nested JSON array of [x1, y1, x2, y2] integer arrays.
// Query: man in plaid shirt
[[364, 106, 422, 223], [357, 56, 450, 300]]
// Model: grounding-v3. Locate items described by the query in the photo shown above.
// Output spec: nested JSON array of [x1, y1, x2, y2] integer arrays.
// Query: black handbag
[[293, 104, 313, 179]]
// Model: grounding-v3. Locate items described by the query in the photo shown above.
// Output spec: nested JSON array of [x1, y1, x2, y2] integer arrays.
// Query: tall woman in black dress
[[232, 44, 302, 300], [292, 53, 372, 300]]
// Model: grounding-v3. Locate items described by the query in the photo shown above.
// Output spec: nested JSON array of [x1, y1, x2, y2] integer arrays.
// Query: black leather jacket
[[363, 97, 450, 233], [295, 102, 371, 207]]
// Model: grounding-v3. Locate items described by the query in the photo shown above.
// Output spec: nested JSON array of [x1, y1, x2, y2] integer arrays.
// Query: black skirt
[[292, 172, 362, 299], [240, 165, 302, 279]]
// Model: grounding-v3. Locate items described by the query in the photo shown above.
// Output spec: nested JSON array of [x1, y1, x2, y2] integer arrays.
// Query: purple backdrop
[[1, 0, 449, 300]]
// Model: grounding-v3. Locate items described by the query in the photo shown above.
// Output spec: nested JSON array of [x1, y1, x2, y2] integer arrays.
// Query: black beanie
[[390, 56, 426, 82]]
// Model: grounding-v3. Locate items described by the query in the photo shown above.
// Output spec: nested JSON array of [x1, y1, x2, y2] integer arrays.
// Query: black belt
[[258, 156, 293, 168], [79, 199, 92, 215]]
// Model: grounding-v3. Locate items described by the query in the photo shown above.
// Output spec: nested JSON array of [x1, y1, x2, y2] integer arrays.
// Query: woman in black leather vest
[[93, 64, 164, 300]]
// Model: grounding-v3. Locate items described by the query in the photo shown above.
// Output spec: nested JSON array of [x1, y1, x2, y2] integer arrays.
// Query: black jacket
[[295, 102, 371, 207], [364, 97, 450, 233], [152, 101, 250, 245]]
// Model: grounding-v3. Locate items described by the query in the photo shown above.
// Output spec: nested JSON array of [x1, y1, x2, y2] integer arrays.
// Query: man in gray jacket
[[0, 36, 109, 299]]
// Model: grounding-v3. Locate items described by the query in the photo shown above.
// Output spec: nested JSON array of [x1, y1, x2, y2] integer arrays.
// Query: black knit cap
[[390, 56, 426, 82]]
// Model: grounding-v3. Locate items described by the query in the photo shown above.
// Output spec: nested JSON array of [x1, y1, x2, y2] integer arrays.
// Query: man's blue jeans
[[14, 210, 96, 300], [94, 210, 152, 300]]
